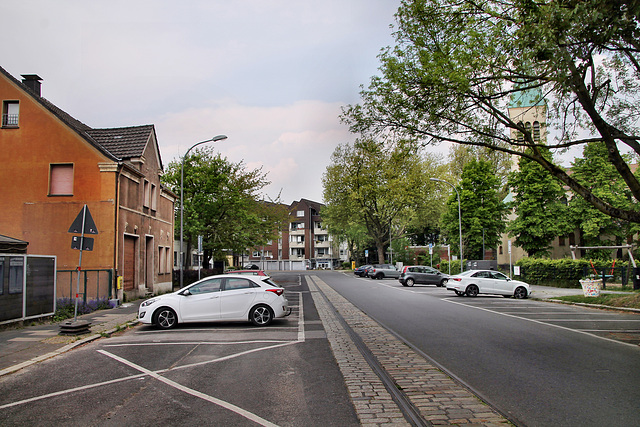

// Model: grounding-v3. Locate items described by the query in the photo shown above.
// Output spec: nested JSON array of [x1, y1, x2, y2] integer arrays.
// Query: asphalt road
[[324, 272, 640, 427], [0, 273, 358, 426]]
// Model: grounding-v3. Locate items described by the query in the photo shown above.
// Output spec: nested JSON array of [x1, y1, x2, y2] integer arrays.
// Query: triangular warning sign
[[68, 205, 99, 235]]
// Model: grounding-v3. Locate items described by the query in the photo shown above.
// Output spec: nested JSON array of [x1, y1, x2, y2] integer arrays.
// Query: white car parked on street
[[138, 274, 290, 329], [447, 270, 531, 299]]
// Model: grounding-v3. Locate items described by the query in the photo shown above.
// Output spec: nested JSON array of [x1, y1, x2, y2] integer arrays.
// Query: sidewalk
[[0, 300, 141, 376]]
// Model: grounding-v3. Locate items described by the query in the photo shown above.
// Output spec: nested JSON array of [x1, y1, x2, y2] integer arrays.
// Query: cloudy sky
[[2, 0, 402, 203]]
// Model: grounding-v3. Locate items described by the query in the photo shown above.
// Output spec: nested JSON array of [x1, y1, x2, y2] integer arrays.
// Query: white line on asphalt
[[530, 319, 640, 322], [103, 340, 294, 347], [0, 373, 148, 409], [98, 350, 280, 427], [0, 292, 307, 411], [443, 298, 640, 349]]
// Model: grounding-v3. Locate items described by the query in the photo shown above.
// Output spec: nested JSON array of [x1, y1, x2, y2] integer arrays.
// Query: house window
[[49, 164, 74, 196], [2, 101, 19, 127], [150, 183, 157, 211], [297, 210, 304, 217], [143, 180, 150, 207]]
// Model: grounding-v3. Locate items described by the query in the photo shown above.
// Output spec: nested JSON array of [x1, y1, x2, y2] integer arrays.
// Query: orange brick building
[[0, 67, 175, 301]]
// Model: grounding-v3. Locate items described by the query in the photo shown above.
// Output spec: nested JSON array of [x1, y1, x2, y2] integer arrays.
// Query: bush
[[54, 297, 112, 322], [515, 258, 630, 287]]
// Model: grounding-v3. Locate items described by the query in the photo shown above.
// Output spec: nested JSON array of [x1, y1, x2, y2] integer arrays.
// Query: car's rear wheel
[[154, 307, 177, 329], [376, 273, 384, 280], [438, 279, 447, 287], [406, 278, 415, 287], [514, 286, 528, 299], [466, 284, 479, 297], [250, 305, 274, 326]]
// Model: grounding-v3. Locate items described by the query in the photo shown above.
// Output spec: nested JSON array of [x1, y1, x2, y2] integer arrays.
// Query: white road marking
[[0, 291, 307, 414], [444, 298, 640, 349], [98, 350, 280, 427]]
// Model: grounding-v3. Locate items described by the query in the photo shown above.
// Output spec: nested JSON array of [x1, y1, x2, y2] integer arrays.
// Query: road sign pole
[[73, 205, 87, 322]]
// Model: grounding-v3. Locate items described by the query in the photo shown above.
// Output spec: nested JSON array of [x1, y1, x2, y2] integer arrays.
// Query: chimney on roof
[[21, 74, 43, 97]]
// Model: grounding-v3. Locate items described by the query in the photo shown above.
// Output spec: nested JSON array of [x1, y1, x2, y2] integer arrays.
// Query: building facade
[[245, 199, 346, 270], [0, 67, 175, 301]]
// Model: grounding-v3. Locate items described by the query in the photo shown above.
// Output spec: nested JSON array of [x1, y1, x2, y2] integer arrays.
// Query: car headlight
[[141, 298, 159, 307]]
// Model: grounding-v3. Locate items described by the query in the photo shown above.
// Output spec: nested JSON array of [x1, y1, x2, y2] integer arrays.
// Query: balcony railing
[[2, 114, 19, 127]]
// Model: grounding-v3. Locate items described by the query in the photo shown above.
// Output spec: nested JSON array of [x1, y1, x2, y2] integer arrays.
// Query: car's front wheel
[[405, 278, 415, 287], [154, 307, 177, 329], [465, 284, 479, 297], [514, 286, 528, 299], [438, 279, 447, 287], [250, 305, 274, 326]]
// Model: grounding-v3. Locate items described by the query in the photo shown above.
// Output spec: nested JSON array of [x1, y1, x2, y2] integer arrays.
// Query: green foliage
[[554, 293, 640, 309], [162, 147, 289, 264], [341, 0, 640, 224], [516, 258, 630, 287], [440, 160, 507, 259], [322, 139, 445, 263], [53, 298, 111, 322], [567, 142, 637, 258], [508, 148, 570, 257]]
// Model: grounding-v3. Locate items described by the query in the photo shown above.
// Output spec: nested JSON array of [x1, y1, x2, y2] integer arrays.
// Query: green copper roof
[[509, 87, 546, 109]]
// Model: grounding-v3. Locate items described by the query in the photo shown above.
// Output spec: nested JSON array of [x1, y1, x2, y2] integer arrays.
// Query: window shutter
[[50, 164, 73, 195]]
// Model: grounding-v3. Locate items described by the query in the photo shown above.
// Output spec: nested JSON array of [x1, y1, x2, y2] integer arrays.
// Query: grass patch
[[554, 292, 640, 310]]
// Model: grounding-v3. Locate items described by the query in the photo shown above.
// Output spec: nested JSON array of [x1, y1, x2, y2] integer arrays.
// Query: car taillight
[[266, 289, 284, 296], [453, 278, 462, 281]]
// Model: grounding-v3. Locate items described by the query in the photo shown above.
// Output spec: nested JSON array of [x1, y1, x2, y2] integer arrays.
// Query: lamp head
[[212, 135, 228, 142]]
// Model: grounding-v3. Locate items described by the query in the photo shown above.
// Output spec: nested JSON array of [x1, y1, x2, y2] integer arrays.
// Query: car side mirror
[[180, 289, 192, 296]]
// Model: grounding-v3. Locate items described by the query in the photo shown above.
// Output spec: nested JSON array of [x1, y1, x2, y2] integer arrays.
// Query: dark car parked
[[369, 264, 401, 280], [399, 265, 449, 287], [354, 264, 373, 277]]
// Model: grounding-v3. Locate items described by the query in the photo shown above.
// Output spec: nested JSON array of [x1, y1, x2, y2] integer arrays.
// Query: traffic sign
[[68, 206, 98, 235], [71, 236, 94, 251]]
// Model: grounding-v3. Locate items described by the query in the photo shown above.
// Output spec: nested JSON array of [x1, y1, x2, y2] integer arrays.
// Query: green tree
[[507, 148, 570, 257], [341, 0, 640, 223], [568, 141, 636, 259], [440, 160, 508, 260], [322, 139, 443, 263], [162, 147, 288, 267]]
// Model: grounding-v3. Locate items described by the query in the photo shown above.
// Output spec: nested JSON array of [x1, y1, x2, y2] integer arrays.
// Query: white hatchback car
[[138, 274, 290, 329], [447, 270, 531, 299]]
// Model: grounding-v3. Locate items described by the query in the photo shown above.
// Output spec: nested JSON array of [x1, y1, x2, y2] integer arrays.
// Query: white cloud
[[1, 0, 400, 204], [155, 99, 352, 203]]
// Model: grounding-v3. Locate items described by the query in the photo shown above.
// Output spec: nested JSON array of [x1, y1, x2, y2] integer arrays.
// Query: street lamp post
[[180, 135, 228, 289], [430, 178, 463, 274]]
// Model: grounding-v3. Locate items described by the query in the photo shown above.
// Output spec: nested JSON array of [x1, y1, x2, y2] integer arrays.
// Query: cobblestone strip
[[307, 277, 411, 426], [310, 276, 512, 427]]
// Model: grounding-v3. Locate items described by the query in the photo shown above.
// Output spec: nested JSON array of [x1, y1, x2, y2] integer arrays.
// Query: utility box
[[0, 254, 56, 323]]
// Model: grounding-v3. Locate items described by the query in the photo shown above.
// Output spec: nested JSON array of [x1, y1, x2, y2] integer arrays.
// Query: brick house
[[245, 199, 347, 270], [0, 67, 175, 301]]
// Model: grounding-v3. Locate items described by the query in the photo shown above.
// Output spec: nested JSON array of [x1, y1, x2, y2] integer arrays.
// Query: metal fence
[[56, 269, 114, 302]]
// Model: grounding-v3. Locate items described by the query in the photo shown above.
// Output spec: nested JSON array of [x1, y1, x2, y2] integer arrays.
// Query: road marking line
[[0, 291, 307, 412], [98, 350, 279, 427], [444, 298, 640, 349]]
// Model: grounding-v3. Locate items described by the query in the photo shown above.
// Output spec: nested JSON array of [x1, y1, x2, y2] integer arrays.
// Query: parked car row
[[354, 265, 531, 299]]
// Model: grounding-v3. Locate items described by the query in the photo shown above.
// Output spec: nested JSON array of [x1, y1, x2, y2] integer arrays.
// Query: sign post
[[68, 205, 98, 323]]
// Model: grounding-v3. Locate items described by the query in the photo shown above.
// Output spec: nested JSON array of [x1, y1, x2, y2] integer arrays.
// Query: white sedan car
[[447, 270, 531, 299], [138, 274, 290, 329]]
